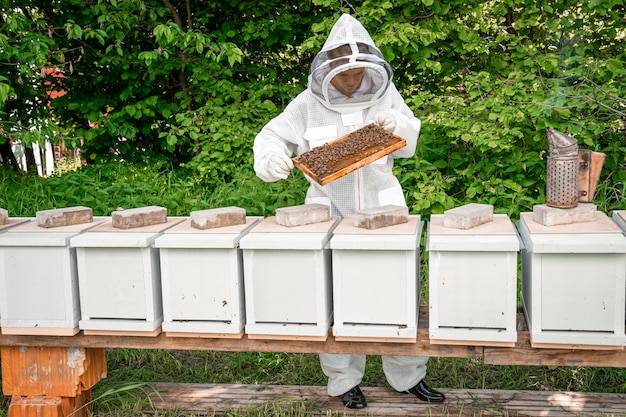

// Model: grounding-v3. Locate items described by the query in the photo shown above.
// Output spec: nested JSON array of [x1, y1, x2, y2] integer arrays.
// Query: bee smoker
[[545, 128, 605, 209]]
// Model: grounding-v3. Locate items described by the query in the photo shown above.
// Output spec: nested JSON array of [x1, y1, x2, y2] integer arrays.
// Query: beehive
[[330, 215, 422, 342], [70, 217, 185, 335], [518, 211, 626, 348], [0, 218, 104, 335], [239, 216, 339, 340], [427, 214, 519, 346], [154, 216, 261, 337]]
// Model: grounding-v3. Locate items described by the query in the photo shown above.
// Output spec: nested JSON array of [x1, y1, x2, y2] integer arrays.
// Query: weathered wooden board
[[293, 124, 406, 185], [148, 383, 626, 417]]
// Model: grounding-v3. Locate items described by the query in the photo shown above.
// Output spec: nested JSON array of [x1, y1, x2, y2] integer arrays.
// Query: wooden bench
[[1, 307, 625, 416]]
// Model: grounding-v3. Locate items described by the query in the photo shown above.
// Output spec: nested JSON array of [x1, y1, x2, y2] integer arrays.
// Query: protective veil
[[253, 13, 421, 217], [253, 14, 428, 396]]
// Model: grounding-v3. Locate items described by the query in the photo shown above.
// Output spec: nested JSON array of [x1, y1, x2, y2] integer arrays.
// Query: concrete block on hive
[[190, 206, 246, 230], [353, 205, 409, 229], [275, 203, 330, 227], [111, 206, 167, 229], [35, 206, 93, 228], [0, 208, 8, 225], [533, 203, 597, 226], [443, 203, 493, 230]]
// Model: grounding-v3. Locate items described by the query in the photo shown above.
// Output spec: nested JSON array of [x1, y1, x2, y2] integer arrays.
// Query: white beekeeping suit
[[253, 13, 429, 397], [254, 13, 421, 217]]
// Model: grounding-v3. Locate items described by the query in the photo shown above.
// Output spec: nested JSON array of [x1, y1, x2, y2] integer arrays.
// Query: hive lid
[[155, 217, 261, 248], [239, 216, 340, 249], [613, 210, 626, 239], [517, 212, 626, 253], [613, 210, 626, 228], [0, 232, 76, 247], [427, 214, 520, 251], [85, 217, 185, 233], [70, 218, 185, 247], [0, 218, 108, 247], [330, 215, 422, 250], [292, 124, 406, 185], [5, 217, 107, 233], [0, 218, 32, 232], [520, 211, 621, 234]]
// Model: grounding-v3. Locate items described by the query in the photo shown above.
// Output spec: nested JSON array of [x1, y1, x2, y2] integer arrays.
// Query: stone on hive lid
[[190, 206, 246, 230], [0, 208, 8, 225], [532, 203, 597, 226], [275, 204, 330, 227], [36, 206, 93, 228], [353, 205, 409, 230], [112, 206, 167, 229], [443, 203, 493, 230]]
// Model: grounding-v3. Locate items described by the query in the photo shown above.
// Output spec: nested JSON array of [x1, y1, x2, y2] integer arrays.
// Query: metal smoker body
[[545, 128, 605, 209]]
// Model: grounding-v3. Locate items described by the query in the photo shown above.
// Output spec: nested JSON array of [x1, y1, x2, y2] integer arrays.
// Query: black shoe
[[404, 381, 445, 403], [339, 385, 367, 409]]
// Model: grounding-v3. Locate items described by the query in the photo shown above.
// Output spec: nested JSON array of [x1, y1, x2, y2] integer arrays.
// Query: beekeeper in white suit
[[253, 13, 445, 409]]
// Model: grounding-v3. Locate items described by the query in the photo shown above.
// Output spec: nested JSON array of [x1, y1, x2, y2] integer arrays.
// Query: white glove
[[266, 153, 294, 180], [374, 110, 398, 132]]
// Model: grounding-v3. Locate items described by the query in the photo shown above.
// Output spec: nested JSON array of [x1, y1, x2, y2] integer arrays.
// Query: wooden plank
[[482, 312, 626, 368], [484, 332, 626, 367], [1, 308, 625, 367], [147, 383, 626, 417], [0, 331, 482, 358]]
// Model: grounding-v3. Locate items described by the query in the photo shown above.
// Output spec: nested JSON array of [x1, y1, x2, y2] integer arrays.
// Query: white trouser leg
[[319, 353, 366, 396], [382, 355, 428, 392]]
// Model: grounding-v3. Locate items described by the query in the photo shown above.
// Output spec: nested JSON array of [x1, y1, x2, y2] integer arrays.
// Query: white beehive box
[[0, 218, 33, 331], [0, 218, 104, 335], [427, 214, 520, 346], [330, 215, 422, 342], [70, 217, 184, 335], [518, 211, 626, 348], [239, 216, 339, 340], [611, 210, 626, 347], [154, 216, 261, 337]]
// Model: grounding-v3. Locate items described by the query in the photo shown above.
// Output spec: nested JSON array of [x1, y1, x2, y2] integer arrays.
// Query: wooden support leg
[[1, 347, 106, 417]]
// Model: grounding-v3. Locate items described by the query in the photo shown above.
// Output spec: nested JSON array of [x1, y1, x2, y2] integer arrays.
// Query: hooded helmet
[[308, 14, 393, 111]]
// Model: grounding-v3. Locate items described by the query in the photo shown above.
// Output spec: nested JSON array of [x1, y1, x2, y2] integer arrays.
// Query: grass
[[0, 160, 625, 416], [81, 351, 626, 416]]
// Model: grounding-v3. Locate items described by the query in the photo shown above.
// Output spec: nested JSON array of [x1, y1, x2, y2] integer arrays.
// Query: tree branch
[[162, 0, 183, 29]]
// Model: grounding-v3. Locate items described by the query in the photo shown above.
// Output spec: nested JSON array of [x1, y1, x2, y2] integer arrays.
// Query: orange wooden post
[[1, 346, 106, 417]]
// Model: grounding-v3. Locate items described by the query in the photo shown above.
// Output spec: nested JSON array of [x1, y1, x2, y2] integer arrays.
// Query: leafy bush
[[0, 162, 307, 218], [2, 1, 625, 219]]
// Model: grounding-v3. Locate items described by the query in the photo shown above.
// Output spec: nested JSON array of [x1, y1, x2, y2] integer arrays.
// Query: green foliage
[[0, 162, 307, 218], [2, 0, 625, 218], [1, 0, 324, 168], [355, 0, 626, 218]]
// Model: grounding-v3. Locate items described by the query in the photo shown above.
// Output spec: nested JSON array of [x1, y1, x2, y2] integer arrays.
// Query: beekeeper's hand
[[375, 109, 401, 132], [266, 153, 294, 180]]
